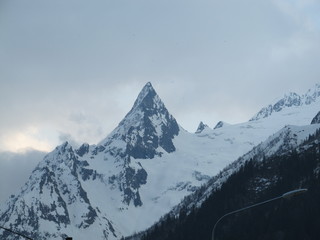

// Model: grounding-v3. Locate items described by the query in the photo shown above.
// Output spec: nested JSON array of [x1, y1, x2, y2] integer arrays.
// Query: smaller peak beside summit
[[47, 141, 77, 161], [311, 111, 320, 125], [195, 121, 210, 133], [213, 121, 230, 130], [55, 141, 72, 152]]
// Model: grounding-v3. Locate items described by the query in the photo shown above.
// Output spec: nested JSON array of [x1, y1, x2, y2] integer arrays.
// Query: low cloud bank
[[0, 150, 46, 204]]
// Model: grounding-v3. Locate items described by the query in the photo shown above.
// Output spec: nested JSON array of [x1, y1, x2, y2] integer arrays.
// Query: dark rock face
[[124, 83, 179, 159], [76, 143, 90, 157], [213, 121, 224, 130], [92, 145, 106, 155], [121, 166, 148, 207], [159, 121, 179, 152], [117, 159, 148, 207], [38, 167, 70, 226], [125, 124, 159, 159], [80, 168, 98, 181], [311, 111, 320, 124], [195, 121, 209, 133]]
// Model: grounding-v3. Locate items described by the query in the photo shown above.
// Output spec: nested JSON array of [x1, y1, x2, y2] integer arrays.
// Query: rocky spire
[[100, 82, 180, 159], [195, 121, 209, 133]]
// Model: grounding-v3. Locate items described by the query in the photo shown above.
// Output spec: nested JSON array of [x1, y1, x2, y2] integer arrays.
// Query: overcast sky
[[1, 0, 320, 153], [1, 0, 320, 205]]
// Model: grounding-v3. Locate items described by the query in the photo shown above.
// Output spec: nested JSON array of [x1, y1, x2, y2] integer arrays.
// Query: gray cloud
[[0, 0, 320, 150], [0, 150, 46, 204], [58, 132, 81, 148]]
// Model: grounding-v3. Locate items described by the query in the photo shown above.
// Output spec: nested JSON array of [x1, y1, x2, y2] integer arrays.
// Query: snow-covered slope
[[158, 123, 320, 223], [134, 121, 320, 240], [1, 82, 320, 239]]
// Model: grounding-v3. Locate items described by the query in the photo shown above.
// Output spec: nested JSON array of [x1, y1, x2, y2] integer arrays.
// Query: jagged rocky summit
[[0, 82, 186, 239], [195, 121, 209, 133], [2, 82, 320, 240], [213, 121, 230, 130], [0, 142, 120, 240], [98, 82, 179, 159], [311, 111, 320, 124], [250, 84, 320, 121]]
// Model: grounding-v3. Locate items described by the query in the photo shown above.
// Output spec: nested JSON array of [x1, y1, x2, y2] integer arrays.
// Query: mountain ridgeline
[[1, 82, 320, 240], [0, 82, 181, 240], [250, 84, 320, 121]]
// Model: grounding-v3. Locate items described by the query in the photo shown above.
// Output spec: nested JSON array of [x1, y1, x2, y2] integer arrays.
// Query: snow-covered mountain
[[137, 121, 320, 240], [0, 141, 121, 240], [250, 84, 320, 121], [1, 82, 320, 240], [98, 82, 179, 160]]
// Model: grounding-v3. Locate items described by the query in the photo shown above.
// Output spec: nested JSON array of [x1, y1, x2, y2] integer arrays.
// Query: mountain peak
[[100, 82, 180, 159], [195, 121, 210, 133], [250, 83, 320, 121], [132, 82, 158, 109], [213, 121, 230, 129], [250, 92, 302, 121], [303, 83, 320, 105], [311, 111, 320, 124]]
